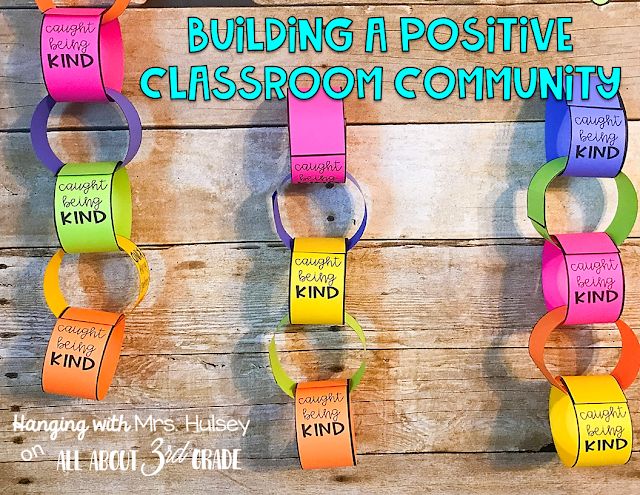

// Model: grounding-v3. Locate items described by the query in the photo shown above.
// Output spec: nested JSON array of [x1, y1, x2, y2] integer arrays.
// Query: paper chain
[[526, 74, 640, 467], [268, 87, 368, 470], [29, 3, 147, 401], [26, 6, 637, 470]]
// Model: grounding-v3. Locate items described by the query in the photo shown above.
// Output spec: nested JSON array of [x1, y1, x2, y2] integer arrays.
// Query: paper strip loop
[[289, 237, 347, 326], [42, 306, 125, 400], [54, 162, 132, 253], [272, 173, 367, 250], [43, 235, 149, 318], [295, 379, 357, 469], [288, 88, 346, 184], [30, 89, 143, 175], [35, 1, 131, 24], [541, 232, 623, 325], [528, 306, 640, 393], [41, 8, 124, 102], [268, 312, 366, 399], [527, 157, 637, 245], [546, 75, 628, 178], [269, 313, 365, 470], [549, 375, 632, 467]]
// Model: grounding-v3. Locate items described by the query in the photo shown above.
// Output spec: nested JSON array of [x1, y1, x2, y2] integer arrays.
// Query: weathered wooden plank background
[[1, 1, 639, 494]]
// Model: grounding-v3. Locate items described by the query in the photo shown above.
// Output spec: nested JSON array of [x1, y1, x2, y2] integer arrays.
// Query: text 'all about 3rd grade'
[[12, 413, 251, 476]]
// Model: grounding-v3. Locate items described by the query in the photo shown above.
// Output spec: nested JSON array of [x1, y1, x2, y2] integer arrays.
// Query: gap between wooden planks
[[1, 122, 639, 247], [1, 4, 640, 129]]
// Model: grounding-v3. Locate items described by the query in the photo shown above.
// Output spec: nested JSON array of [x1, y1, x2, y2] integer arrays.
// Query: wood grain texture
[[1, 122, 639, 247], [2, 241, 640, 357], [2, 4, 640, 130], [3, 453, 640, 495], [2, 0, 640, 490], [1, 241, 639, 463], [2, 347, 639, 456]]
